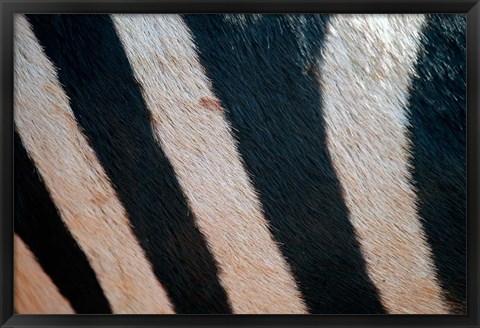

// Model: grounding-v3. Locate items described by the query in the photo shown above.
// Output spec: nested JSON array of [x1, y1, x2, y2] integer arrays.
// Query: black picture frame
[[1, 1, 479, 327]]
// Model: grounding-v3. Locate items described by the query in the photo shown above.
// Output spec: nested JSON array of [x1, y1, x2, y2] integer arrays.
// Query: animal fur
[[14, 13, 466, 314]]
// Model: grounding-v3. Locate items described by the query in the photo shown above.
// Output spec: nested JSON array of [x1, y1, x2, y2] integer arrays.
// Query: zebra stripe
[[319, 14, 448, 314], [25, 13, 232, 314], [14, 234, 75, 314], [112, 14, 307, 314], [14, 132, 111, 313], [14, 15, 174, 314], [184, 14, 386, 314], [13, 13, 466, 315], [407, 14, 467, 313]]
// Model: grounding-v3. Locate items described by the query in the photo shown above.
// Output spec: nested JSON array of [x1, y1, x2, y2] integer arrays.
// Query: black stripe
[[26, 14, 231, 314], [184, 14, 385, 314], [407, 14, 466, 313], [14, 132, 112, 314]]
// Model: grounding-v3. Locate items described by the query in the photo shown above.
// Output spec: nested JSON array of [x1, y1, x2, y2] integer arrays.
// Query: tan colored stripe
[[318, 14, 448, 314], [112, 14, 307, 314], [14, 234, 75, 314], [14, 15, 174, 314]]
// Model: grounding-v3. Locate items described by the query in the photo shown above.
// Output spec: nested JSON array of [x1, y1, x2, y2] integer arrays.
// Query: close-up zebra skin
[[13, 13, 466, 315]]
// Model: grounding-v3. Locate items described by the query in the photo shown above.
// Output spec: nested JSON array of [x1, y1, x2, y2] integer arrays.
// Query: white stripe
[[14, 234, 75, 314], [14, 15, 174, 314], [112, 14, 307, 314], [318, 14, 449, 313]]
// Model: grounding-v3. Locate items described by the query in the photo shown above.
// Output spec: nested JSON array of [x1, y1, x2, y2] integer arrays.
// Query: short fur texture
[[318, 14, 447, 314], [113, 14, 307, 314], [15, 16, 174, 314], [185, 14, 385, 314], [25, 14, 231, 314], [14, 235, 74, 314], [15, 132, 111, 313], [14, 13, 466, 314], [407, 14, 466, 312]]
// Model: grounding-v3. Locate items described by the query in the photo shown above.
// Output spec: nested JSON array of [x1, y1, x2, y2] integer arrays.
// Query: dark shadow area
[[406, 14, 467, 313], [26, 14, 231, 314], [14, 132, 112, 313], [184, 14, 385, 314]]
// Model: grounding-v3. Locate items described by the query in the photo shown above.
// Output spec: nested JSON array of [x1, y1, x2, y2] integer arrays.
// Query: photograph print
[[14, 13, 466, 314]]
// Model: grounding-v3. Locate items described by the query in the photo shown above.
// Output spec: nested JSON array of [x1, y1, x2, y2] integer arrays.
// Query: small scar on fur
[[199, 96, 223, 112]]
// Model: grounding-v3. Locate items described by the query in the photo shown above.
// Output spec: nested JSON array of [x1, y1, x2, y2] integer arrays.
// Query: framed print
[[1, 1, 479, 327]]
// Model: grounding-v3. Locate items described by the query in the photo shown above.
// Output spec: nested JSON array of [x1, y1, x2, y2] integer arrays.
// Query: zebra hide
[[13, 13, 466, 314]]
